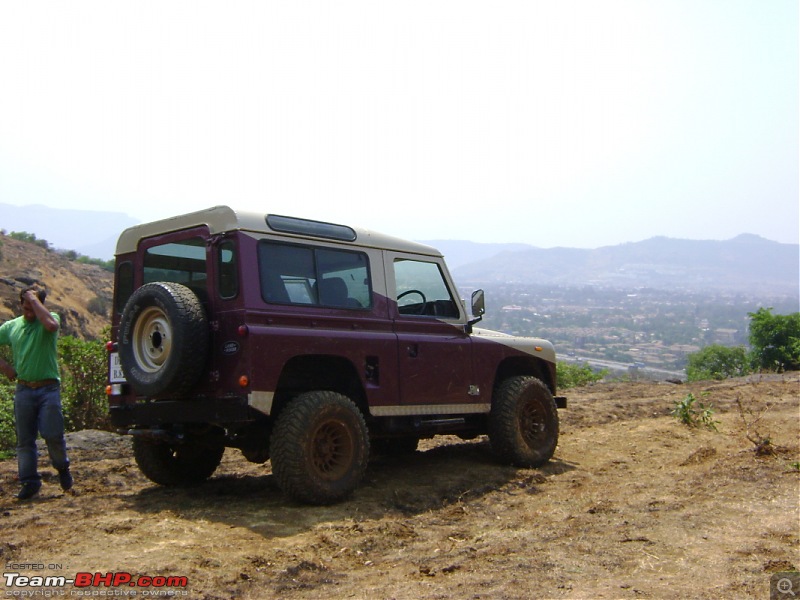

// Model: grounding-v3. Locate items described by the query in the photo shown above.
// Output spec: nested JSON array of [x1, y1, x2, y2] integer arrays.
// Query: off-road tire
[[119, 282, 208, 397], [270, 391, 369, 505], [488, 376, 559, 467], [133, 432, 225, 486]]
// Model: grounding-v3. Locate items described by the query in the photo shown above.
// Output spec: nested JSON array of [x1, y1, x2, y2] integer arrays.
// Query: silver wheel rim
[[132, 306, 173, 373]]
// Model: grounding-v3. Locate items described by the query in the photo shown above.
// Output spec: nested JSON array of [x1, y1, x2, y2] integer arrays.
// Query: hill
[[0, 203, 138, 260], [0, 235, 113, 339], [2, 203, 796, 294], [1, 374, 797, 598], [419, 240, 533, 270], [446, 234, 799, 294]]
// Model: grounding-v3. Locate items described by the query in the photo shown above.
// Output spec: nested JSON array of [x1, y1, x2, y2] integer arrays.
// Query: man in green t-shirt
[[0, 286, 73, 500]]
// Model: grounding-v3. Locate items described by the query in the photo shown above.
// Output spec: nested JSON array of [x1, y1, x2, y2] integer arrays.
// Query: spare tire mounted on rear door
[[118, 282, 209, 397]]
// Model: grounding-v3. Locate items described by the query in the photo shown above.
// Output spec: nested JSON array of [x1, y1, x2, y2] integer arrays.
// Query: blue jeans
[[14, 383, 70, 484]]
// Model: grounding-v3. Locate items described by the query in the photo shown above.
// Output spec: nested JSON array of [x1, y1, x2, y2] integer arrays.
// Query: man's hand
[[21, 287, 59, 332]]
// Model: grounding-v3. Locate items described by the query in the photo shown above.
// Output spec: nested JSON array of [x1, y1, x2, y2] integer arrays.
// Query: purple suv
[[107, 206, 564, 504]]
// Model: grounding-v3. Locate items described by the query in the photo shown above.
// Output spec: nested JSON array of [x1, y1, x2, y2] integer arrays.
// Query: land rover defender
[[107, 206, 564, 504]]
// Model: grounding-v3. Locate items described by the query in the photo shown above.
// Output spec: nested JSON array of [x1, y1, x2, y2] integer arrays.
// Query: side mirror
[[467, 290, 485, 333], [471, 289, 485, 318]]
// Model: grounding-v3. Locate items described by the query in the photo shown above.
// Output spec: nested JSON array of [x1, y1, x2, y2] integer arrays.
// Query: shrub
[[671, 392, 719, 431], [557, 362, 607, 389], [87, 295, 109, 317], [58, 335, 111, 431], [0, 346, 15, 456], [0, 382, 15, 458]]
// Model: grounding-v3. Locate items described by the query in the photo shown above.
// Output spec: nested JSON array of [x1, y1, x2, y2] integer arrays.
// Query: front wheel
[[270, 391, 369, 505], [488, 376, 559, 468]]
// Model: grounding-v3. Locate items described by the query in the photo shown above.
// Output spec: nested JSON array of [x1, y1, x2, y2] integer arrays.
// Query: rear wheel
[[488, 376, 559, 467], [270, 391, 369, 505], [133, 430, 224, 486]]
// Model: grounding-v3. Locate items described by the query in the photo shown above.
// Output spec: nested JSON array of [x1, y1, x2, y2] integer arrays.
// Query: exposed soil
[[1, 375, 798, 599]]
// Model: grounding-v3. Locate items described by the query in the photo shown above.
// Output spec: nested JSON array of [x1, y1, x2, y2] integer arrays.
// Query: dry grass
[[0, 375, 797, 599]]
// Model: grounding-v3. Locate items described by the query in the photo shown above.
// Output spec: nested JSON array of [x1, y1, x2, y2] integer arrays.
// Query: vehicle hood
[[472, 327, 557, 364]]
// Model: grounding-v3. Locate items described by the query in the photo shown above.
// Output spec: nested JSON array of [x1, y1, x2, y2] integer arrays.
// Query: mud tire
[[270, 391, 369, 505], [133, 432, 224, 486], [118, 282, 208, 397], [489, 376, 559, 467]]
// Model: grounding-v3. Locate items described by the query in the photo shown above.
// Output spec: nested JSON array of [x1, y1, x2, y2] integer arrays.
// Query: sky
[[0, 1, 797, 249]]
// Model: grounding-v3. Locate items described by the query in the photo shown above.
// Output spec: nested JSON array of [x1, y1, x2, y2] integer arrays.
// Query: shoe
[[58, 469, 73, 492], [17, 482, 41, 500]]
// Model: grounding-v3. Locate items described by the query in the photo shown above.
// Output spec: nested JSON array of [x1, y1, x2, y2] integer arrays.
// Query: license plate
[[109, 352, 126, 383]]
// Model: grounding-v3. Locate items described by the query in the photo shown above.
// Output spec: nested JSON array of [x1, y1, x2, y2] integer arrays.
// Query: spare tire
[[118, 282, 208, 397]]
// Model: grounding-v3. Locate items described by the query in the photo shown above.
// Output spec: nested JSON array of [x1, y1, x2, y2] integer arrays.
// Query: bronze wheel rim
[[310, 420, 354, 480]]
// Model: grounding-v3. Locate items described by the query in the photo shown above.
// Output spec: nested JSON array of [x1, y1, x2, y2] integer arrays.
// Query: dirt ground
[[1, 374, 798, 600]]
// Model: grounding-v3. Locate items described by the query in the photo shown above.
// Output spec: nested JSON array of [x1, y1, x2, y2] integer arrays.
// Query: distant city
[[470, 283, 798, 378]]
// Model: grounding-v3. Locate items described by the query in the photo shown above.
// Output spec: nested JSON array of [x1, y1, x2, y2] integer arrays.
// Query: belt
[[17, 379, 59, 389]]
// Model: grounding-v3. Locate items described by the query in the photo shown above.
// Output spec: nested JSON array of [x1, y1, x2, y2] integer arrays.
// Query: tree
[[686, 345, 750, 381], [748, 308, 800, 372]]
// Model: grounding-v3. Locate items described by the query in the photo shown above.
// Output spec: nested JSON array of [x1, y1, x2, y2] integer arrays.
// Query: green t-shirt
[[0, 314, 61, 381]]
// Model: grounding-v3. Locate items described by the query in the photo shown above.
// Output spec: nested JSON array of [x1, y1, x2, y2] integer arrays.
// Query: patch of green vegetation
[[671, 392, 719, 431], [557, 362, 607, 389]]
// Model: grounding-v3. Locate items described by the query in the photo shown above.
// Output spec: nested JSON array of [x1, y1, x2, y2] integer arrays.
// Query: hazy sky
[[0, 1, 797, 248]]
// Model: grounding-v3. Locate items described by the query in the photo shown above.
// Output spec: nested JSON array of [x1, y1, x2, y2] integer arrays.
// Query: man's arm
[[23, 289, 59, 332]]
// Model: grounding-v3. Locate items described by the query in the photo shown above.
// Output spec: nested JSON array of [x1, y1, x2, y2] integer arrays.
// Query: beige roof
[[115, 205, 441, 257]]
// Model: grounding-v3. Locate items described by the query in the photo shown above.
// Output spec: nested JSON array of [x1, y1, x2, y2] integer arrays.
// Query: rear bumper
[[109, 397, 256, 428]]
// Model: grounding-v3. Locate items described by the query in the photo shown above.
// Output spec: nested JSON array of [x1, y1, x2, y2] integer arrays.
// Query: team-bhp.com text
[[4, 572, 189, 597]]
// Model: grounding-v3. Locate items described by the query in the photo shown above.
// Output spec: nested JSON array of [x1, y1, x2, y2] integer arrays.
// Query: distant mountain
[[1, 204, 796, 296], [449, 234, 799, 295], [419, 240, 534, 270], [0, 203, 139, 260]]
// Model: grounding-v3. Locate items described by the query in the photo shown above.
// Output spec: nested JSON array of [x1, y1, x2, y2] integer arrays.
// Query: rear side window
[[258, 241, 371, 309], [217, 240, 238, 299], [114, 261, 134, 314]]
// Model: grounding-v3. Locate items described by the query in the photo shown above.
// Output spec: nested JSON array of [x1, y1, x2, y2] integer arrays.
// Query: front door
[[389, 255, 474, 408]]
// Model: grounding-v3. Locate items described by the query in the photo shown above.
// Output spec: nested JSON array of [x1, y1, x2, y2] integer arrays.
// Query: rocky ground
[[1, 374, 798, 599]]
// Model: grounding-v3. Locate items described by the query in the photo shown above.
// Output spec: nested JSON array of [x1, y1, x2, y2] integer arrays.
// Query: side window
[[317, 248, 370, 309], [258, 241, 371, 309], [217, 240, 238, 299], [393, 259, 459, 318], [143, 238, 208, 298], [114, 261, 134, 314], [259, 244, 314, 304]]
